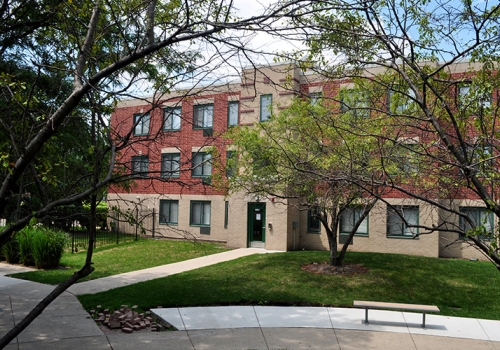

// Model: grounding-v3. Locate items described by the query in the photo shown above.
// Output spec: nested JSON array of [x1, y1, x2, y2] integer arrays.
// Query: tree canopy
[[0, 0, 340, 345], [287, 0, 500, 266], [226, 95, 383, 266]]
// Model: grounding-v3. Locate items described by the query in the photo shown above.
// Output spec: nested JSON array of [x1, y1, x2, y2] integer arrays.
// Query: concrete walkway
[[149, 306, 500, 349], [1, 249, 500, 349], [67, 248, 278, 295]]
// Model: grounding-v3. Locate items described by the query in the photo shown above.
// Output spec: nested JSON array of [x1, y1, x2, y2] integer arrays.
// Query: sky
[[136, 0, 500, 95]]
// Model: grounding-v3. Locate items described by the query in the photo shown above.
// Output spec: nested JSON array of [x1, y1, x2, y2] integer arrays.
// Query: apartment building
[[108, 62, 496, 260]]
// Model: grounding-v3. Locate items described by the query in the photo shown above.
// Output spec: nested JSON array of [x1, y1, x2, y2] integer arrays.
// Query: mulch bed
[[302, 262, 369, 276]]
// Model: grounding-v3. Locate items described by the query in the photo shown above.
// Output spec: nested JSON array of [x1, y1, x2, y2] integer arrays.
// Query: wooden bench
[[353, 300, 440, 328]]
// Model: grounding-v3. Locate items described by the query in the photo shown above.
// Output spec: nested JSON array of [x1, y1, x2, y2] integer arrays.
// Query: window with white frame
[[131, 156, 148, 177], [193, 104, 213, 129], [163, 107, 181, 131], [387, 206, 419, 237], [133, 113, 150, 135], [260, 94, 272, 121], [228, 101, 239, 127], [159, 200, 179, 224], [464, 142, 493, 175], [393, 143, 419, 174], [340, 89, 370, 118], [387, 87, 415, 114], [190, 201, 211, 227], [161, 153, 180, 178], [459, 207, 494, 240], [309, 92, 322, 106], [458, 84, 491, 110], [340, 207, 369, 236], [192, 152, 212, 177]]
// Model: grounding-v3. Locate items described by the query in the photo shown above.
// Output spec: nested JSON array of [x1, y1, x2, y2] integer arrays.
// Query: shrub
[[14, 226, 68, 269], [31, 227, 68, 269], [1, 238, 19, 264], [16, 227, 35, 266]]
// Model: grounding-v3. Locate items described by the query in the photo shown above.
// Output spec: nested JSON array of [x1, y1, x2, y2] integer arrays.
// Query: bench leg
[[364, 308, 369, 325], [422, 312, 426, 328]]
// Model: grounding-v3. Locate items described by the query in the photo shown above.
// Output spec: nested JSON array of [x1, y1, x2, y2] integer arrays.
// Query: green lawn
[[78, 251, 500, 320], [9, 238, 228, 284]]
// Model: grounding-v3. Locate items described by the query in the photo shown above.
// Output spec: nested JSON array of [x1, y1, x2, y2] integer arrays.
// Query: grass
[[78, 251, 500, 320], [9, 238, 228, 284]]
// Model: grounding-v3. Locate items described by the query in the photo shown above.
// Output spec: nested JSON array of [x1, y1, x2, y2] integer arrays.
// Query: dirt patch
[[302, 262, 369, 276]]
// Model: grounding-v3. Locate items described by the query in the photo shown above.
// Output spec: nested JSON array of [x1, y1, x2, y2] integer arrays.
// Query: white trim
[[161, 147, 181, 153]]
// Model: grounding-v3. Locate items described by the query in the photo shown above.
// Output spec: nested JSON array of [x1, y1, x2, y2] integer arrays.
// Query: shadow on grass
[[78, 251, 500, 321]]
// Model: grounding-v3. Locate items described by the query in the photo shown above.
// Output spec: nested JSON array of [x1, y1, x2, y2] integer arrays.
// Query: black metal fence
[[1, 209, 152, 254], [67, 229, 136, 253], [109, 208, 159, 238]]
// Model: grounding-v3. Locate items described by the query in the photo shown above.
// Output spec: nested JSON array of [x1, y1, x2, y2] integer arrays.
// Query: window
[[192, 152, 212, 177], [458, 85, 491, 110], [386, 143, 419, 175], [190, 201, 211, 227], [309, 92, 322, 106], [163, 107, 181, 131], [133, 113, 150, 136], [251, 149, 272, 173], [226, 151, 237, 178], [340, 89, 369, 118], [340, 207, 369, 236], [159, 200, 179, 224], [224, 201, 229, 229], [464, 143, 493, 175], [457, 85, 470, 108], [387, 206, 419, 237], [161, 153, 180, 178], [193, 104, 213, 129], [459, 207, 494, 240], [260, 94, 272, 121], [131, 156, 148, 177], [228, 101, 239, 127], [307, 207, 321, 233], [388, 87, 414, 114]]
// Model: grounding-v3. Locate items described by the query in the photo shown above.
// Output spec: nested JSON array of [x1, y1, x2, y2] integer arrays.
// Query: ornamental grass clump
[[30, 227, 68, 269], [14, 225, 68, 269], [1, 238, 20, 264], [16, 227, 36, 266]]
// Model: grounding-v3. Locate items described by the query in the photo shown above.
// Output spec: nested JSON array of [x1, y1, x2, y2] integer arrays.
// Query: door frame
[[247, 202, 266, 247]]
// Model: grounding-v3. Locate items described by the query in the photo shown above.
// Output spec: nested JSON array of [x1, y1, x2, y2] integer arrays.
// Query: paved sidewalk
[[152, 306, 500, 342], [0, 273, 108, 349], [2, 250, 500, 349], [67, 248, 277, 295]]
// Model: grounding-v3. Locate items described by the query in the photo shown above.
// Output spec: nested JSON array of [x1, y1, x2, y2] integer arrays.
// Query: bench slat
[[353, 300, 440, 313]]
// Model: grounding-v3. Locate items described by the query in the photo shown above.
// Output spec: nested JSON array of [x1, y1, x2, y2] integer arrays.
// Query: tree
[[0, 0, 343, 345], [290, 0, 500, 267], [225, 96, 383, 266]]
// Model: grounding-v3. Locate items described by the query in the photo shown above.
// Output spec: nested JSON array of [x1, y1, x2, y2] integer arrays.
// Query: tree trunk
[[326, 218, 340, 266]]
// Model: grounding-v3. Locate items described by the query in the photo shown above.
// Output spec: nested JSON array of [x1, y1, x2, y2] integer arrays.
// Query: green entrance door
[[248, 203, 266, 247]]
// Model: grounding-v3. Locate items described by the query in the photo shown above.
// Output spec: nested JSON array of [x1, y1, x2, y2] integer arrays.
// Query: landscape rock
[[90, 305, 174, 334]]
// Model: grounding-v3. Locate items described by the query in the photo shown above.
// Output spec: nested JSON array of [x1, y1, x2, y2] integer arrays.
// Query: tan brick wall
[[264, 199, 292, 251], [108, 192, 296, 251], [438, 199, 497, 261], [108, 193, 229, 243], [227, 193, 294, 251], [297, 200, 441, 258], [225, 194, 249, 248]]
